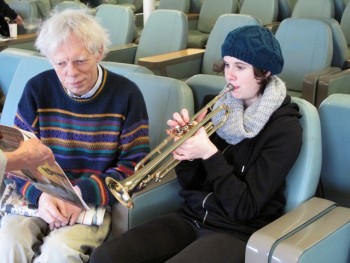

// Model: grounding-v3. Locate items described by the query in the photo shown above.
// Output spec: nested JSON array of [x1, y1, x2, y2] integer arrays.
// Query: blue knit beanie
[[221, 25, 284, 75]]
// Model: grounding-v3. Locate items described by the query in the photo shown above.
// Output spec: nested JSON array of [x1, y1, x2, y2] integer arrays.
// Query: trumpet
[[105, 84, 234, 209]]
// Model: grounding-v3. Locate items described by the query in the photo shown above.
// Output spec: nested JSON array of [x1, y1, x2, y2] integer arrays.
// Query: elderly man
[[0, 9, 149, 263]]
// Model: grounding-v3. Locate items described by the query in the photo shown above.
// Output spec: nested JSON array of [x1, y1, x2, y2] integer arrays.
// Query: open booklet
[[0, 124, 106, 225], [0, 180, 106, 225]]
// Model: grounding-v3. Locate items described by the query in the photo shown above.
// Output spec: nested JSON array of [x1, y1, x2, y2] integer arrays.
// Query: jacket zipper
[[202, 192, 213, 224]]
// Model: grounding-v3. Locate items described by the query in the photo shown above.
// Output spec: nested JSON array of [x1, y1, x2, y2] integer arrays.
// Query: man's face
[[49, 34, 102, 96]]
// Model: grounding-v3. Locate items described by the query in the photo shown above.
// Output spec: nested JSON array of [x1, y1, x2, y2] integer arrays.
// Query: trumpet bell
[[105, 177, 134, 209]]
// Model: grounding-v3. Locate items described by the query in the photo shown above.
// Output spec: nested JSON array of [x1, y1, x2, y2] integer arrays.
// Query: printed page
[[0, 125, 89, 210]]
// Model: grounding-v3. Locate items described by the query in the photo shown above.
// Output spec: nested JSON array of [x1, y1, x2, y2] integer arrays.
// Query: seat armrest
[[301, 67, 341, 105], [265, 21, 280, 33], [104, 43, 138, 64], [187, 13, 199, 30], [315, 68, 350, 107], [187, 13, 199, 21], [137, 48, 205, 78], [245, 197, 337, 263], [0, 33, 37, 52], [271, 206, 350, 263]]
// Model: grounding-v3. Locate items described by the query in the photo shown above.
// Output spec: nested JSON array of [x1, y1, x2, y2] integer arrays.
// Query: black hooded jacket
[[175, 95, 302, 239], [0, 0, 18, 20]]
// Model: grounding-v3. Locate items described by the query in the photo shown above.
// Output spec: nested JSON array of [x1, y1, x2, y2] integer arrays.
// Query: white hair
[[35, 9, 111, 58]]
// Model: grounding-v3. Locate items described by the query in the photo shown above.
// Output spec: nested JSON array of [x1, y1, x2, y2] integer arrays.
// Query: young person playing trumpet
[[90, 25, 302, 263]]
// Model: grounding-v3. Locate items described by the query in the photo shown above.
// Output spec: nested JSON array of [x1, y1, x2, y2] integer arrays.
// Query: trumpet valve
[[174, 121, 195, 137]]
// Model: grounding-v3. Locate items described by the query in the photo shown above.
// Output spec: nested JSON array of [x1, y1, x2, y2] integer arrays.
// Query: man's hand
[[5, 138, 55, 172], [37, 192, 82, 230]]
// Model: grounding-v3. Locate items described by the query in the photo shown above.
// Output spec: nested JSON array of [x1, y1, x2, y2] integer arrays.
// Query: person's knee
[[39, 236, 89, 263], [0, 233, 34, 262]]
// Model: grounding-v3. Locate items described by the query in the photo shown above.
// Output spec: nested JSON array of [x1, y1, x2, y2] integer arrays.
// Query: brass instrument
[[105, 84, 234, 209]]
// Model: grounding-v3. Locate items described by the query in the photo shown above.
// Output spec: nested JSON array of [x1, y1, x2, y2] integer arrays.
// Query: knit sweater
[[13, 67, 150, 206], [176, 95, 302, 239]]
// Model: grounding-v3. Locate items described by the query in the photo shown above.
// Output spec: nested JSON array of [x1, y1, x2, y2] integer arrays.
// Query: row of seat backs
[[291, 0, 335, 19], [186, 13, 333, 103], [292, 0, 348, 22], [186, 14, 335, 103], [105, 8, 189, 66], [290, 0, 350, 54], [238, 0, 347, 28], [158, 0, 190, 14], [0, 52, 194, 152], [187, 0, 239, 48], [128, 10, 347, 107], [340, 1, 350, 47], [56, 3, 188, 50], [53, 1, 87, 12], [117, 0, 143, 13], [7, 0, 38, 19], [139, 13, 260, 80], [188, 0, 337, 34], [239, 0, 279, 25]]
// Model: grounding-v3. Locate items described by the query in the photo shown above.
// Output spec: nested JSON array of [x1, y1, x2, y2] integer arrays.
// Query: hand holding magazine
[[0, 124, 106, 225], [0, 180, 106, 225]]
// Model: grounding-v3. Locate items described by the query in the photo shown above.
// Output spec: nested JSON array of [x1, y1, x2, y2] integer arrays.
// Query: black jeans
[[89, 212, 247, 263]]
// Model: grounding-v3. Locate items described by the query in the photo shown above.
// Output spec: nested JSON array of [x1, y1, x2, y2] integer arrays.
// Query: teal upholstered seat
[[291, 0, 335, 19], [275, 17, 334, 102], [95, 4, 136, 46], [247, 94, 350, 263], [340, 2, 350, 56], [53, 1, 87, 12], [105, 9, 188, 79], [239, 0, 278, 25], [158, 0, 190, 13], [187, 0, 239, 48], [319, 94, 350, 208]]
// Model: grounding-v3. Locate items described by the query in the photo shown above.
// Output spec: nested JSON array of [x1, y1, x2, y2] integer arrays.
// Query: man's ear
[[96, 47, 104, 62]]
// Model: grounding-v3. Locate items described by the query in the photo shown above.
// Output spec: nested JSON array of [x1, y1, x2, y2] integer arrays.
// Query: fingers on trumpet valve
[[166, 123, 194, 137]]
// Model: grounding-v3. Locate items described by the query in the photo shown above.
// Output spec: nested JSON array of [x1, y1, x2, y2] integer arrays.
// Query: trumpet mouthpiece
[[226, 83, 234, 92]]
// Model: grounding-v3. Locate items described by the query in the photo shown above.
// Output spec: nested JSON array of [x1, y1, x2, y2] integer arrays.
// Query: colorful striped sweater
[[13, 67, 150, 206]]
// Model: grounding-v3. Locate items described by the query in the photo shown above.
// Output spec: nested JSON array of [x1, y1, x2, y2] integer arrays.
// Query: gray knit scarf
[[212, 76, 287, 145]]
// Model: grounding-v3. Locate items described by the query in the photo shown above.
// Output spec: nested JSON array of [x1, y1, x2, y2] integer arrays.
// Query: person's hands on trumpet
[[166, 109, 218, 161]]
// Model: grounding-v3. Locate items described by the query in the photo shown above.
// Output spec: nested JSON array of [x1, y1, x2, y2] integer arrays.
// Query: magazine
[[0, 124, 90, 210], [0, 180, 106, 225]]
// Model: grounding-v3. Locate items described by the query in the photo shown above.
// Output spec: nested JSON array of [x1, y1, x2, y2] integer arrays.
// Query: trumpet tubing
[[106, 84, 234, 209]]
